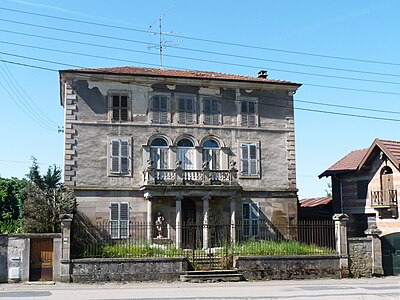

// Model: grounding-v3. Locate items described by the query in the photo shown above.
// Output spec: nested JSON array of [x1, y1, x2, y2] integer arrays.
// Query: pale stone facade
[[59, 67, 301, 247]]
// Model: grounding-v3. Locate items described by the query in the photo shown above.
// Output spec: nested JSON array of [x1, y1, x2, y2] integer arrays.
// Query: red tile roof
[[299, 197, 332, 207], [380, 139, 400, 163], [60, 66, 301, 86], [320, 138, 400, 178]]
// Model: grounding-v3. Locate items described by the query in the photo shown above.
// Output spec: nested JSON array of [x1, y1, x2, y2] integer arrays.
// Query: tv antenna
[[149, 5, 180, 68]]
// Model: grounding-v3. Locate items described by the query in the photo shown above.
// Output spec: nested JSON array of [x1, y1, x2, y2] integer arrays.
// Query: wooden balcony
[[142, 167, 238, 186], [370, 190, 398, 208]]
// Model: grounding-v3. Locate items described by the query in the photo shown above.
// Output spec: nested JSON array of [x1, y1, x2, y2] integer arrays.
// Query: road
[[0, 277, 399, 300]]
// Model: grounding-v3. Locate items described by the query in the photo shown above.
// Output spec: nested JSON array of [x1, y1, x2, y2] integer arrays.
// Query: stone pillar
[[60, 214, 73, 283], [175, 195, 182, 249], [230, 195, 237, 244], [333, 213, 349, 278], [202, 196, 210, 249], [144, 192, 152, 242], [365, 226, 384, 276]]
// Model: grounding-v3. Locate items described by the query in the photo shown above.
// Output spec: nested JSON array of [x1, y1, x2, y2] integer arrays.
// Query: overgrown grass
[[76, 239, 335, 258], [230, 239, 335, 256], [0, 219, 22, 234]]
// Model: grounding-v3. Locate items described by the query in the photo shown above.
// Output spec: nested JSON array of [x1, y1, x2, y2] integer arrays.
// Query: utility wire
[[1, 45, 400, 97], [1, 6, 400, 67], [1, 26, 400, 86], [3, 58, 400, 123], [0, 58, 58, 127]]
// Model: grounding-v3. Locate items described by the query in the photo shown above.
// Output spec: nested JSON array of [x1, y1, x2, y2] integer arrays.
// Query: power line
[[1, 26, 400, 87], [2, 5, 400, 67], [2, 56, 400, 123], [0, 58, 58, 127]]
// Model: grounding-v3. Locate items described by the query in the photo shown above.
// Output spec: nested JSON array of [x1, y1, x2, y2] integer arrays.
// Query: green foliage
[[22, 157, 76, 233], [0, 177, 27, 233]]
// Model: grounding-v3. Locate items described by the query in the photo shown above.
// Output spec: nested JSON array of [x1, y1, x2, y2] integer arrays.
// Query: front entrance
[[182, 198, 197, 248], [382, 232, 400, 275], [29, 238, 53, 281]]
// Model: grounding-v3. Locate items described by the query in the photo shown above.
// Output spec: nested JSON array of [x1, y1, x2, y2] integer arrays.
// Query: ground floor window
[[109, 202, 129, 239], [242, 202, 259, 238]]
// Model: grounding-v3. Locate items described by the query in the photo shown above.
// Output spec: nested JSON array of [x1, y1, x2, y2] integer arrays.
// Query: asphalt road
[[0, 277, 399, 300]]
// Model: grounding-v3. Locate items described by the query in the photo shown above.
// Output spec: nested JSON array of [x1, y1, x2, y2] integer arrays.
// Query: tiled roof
[[299, 197, 332, 207], [380, 139, 400, 163], [60, 66, 301, 86], [319, 148, 368, 178], [320, 138, 400, 178]]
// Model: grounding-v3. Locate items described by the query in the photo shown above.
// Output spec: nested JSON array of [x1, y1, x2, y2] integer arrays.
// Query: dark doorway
[[182, 198, 197, 248], [382, 232, 400, 276], [30, 238, 53, 281]]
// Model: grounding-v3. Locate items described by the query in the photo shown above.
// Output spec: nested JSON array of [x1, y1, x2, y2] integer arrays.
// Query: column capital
[[144, 192, 152, 200], [202, 195, 211, 201]]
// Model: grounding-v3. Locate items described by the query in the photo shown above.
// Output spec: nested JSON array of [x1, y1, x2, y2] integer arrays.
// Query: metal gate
[[29, 238, 54, 281], [382, 232, 400, 276], [182, 223, 233, 270]]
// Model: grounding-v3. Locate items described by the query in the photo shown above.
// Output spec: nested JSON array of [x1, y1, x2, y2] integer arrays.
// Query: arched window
[[150, 137, 169, 169], [202, 139, 220, 170], [177, 138, 195, 170]]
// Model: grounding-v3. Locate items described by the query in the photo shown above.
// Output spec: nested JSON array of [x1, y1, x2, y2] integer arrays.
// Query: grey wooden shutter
[[178, 97, 186, 123], [111, 140, 120, 173], [249, 144, 258, 175], [211, 99, 219, 125], [160, 96, 168, 124], [240, 143, 249, 175], [203, 98, 211, 124], [186, 98, 194, 124], [120, 140, 129, 174], [120, 95, 128, 121]]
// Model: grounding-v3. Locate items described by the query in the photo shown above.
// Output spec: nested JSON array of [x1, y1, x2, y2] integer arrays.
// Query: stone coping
[[1, 233, 62, 238], [71, 257, 188, 263], [235, 255, 340, 260]]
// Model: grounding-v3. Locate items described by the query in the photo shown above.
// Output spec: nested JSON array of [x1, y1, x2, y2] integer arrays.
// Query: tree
[[23, 157, 76, 233], [0, 177, 27, 233]]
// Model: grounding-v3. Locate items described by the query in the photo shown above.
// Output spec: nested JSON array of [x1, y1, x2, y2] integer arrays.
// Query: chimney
[[258, 70, 268, 78]]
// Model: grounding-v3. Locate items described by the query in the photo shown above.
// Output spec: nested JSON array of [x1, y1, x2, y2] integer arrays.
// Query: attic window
[[111, 94, 129, 122]]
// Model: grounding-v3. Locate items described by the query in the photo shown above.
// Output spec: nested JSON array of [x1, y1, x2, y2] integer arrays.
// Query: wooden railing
[[370, 189, 398, 207], [143, 168, 238, 186]]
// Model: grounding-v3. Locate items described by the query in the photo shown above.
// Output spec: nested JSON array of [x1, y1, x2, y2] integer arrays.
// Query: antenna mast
[[149, 5, 176, 68]]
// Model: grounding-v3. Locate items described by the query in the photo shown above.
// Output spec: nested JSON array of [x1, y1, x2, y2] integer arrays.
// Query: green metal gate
[[381, 232, 400, 276]]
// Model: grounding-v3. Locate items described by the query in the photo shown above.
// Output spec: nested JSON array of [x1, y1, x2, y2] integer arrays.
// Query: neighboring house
[[298, 196, 333, 220], [319, 138, 400, 275], [59, 66, 301, 248]]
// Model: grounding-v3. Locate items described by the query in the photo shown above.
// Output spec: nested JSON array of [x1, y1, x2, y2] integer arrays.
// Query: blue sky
[[0, 0, 399, 199]]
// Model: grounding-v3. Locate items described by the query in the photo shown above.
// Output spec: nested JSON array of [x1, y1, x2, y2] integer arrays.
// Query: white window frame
[[239, 99, 258, 127], [176, 95, 196, 124], [150, 94, 169, 124], [201, 97, 221, 125], [239, 141, 260, 178], [242, 202, 260, 239], [109, 202, 130, 239], [108, 137, 132, 176], [109, 92, 131, 122]]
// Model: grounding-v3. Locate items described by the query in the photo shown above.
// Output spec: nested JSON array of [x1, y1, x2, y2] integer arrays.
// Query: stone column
[[59, 214, 73, 283], [230, 195, 237, 244], [175, 195, 182, 249], [333, 213, 349, 278], [202, 195, 210, 249], [365, 226, 384, 276], [144, 192, 152, 242]]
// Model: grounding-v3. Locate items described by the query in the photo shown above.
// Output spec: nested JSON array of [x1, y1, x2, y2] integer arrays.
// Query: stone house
[[59, 66, 301, 248], [319, 138, 400, 275]]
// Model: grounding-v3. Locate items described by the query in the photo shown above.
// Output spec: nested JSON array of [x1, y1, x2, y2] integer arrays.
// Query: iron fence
[[71, 219, 336, 260]]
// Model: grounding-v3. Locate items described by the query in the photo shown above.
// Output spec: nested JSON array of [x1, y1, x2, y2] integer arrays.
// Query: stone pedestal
[[333, 213, 349, 278], [365, 227, 384, 276]]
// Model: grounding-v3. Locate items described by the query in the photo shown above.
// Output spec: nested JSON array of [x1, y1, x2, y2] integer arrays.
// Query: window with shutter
[[151, 95, 169, 124], [109, 138, 131, 175], [111, 94, 129, 122], [242, 202, 260, 239], [240, 142, 260, 177], [177, 96, 195, 124], [109, 202, 130, 239], [203, 97, 220, 125], [241, 101, 257, 127]]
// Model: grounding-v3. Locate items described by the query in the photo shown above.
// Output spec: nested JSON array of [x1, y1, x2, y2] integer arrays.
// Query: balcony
[[370, 190, 398, 208], [142, 167, 238, 186]]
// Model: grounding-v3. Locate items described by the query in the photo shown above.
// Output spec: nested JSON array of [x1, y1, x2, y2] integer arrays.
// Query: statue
[[155, 212, 165, 238]]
